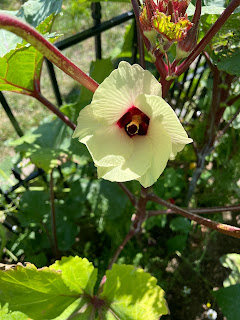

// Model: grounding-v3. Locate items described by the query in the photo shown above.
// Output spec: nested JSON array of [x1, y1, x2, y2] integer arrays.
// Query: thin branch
[[137, 25, 145, 69], [176, 0, 240, 76], [50, 169, 60, 259], [107, 187, 149, 270], [216, 107, 240, 142], [202, 51, 217, 74], [148, 204, 240, 217], [34, 92, 76, 131], [107, 229, 136, 270], [227, 93, 240, 106], [148, 194, 240, 239], [118, 182, 136, 206], [185, 67, 220, 204], [0, 13, 99, 93], [108, 308, 121, 320]]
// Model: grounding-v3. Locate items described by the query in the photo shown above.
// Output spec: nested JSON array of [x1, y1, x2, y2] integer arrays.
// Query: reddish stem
[[107, 229, 136, 270], [131, 0, 168, 81], [148, 194, 240, 239], [0, 13, 99, 93], [161, 77, 174, 99], [216, 106, 240, 142], [154, 51, 168, 81], [107, 187, 149, 269], [148, 204, 240, 216], [118, 182, 136, 206], [176, 0, 240, 76], [33, 92, 76, 131]]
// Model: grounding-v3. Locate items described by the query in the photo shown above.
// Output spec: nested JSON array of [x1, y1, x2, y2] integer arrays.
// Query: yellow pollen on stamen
[[126, 115, 142, 135]]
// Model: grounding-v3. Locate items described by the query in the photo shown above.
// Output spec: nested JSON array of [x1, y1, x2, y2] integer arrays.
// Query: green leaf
[[11, 117, 72, 172], [29, 147, 70, 172], [220, 253, 240, 287], [0, 0, 62, 56], [0, 10, 22, 57], [0, 156, 18, 191], [187, 3, 225, 16], [90, 59, 114, 84], [0, 14, 59, 93], [49, 256, 98, 295], [53, 300, 94, 320], [0, 304, 28, 320], [18, 0, 63, 28], [76, 0, 130, 3], [167, 234, 188, 253], [0, 263, 81, 319], [214, 284, 240, 320], [169, 217, 191, 233], [18, 190, 50, 227], [100, 264, 169, 319], [56, 219, 79, 252], [213, 48, 240, 77]]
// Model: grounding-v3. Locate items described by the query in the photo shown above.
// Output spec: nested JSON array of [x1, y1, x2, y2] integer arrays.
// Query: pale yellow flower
[[73, 61, 192, 188]]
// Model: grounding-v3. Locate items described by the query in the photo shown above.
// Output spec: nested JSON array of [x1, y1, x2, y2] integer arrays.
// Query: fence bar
[[0, 91, 23, 137], [132, 19, 138, 64], [9, 168, 45, 193], [46, 59, 63, 107], [55, 11, 134, 50], [91, 2, 102, 60]]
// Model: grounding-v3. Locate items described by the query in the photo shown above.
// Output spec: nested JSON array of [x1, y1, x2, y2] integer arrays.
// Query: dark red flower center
[[117, 107, 150, 138]]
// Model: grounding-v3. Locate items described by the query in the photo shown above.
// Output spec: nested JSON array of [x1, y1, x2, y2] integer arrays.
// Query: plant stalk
[[0, 13, 99, 93], [148, 204, 240, 216], [34, 92, 76, 130], [148, 194, 240, 239], [176, 0, 240, 76], [50, 169, 60, 259]]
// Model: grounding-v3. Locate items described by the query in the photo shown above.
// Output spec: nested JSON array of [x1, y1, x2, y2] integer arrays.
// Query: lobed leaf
[[0, 304, 28, 320], [49, 256, 98, 295], [0, 263, 80, 319], [214, 284, 240, 320], [0, 14, 59, 94], [100, 264, 169, 319], [220, 253, 240, 287], [0, 0, 62, 57], [212, 48, 240, 77]]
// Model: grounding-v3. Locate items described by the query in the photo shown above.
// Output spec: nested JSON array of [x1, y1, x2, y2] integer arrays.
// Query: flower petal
[[137, 119, 172, 188], [72, 104, 101, 143], [98, 134, 153, 182], [86, 125, 134, 167], [73, 105, 134, 167], [134, 94, 193, 145], [169, 142, 185, 160], [91, 61, 162, 124], [97, 165, 140, 182]]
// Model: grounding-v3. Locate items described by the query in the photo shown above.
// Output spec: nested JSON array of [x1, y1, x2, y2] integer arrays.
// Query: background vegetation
[[0, 0, 240, 319]]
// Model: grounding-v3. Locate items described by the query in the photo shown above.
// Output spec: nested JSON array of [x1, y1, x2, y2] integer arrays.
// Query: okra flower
[[73, 62, 192, 188]]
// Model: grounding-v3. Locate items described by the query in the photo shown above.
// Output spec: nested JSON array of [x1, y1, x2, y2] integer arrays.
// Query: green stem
[[0, 13, 99, 93]]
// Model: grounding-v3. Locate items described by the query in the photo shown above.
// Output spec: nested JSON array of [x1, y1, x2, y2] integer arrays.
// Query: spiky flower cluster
[[139, 0, 198, 58]]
